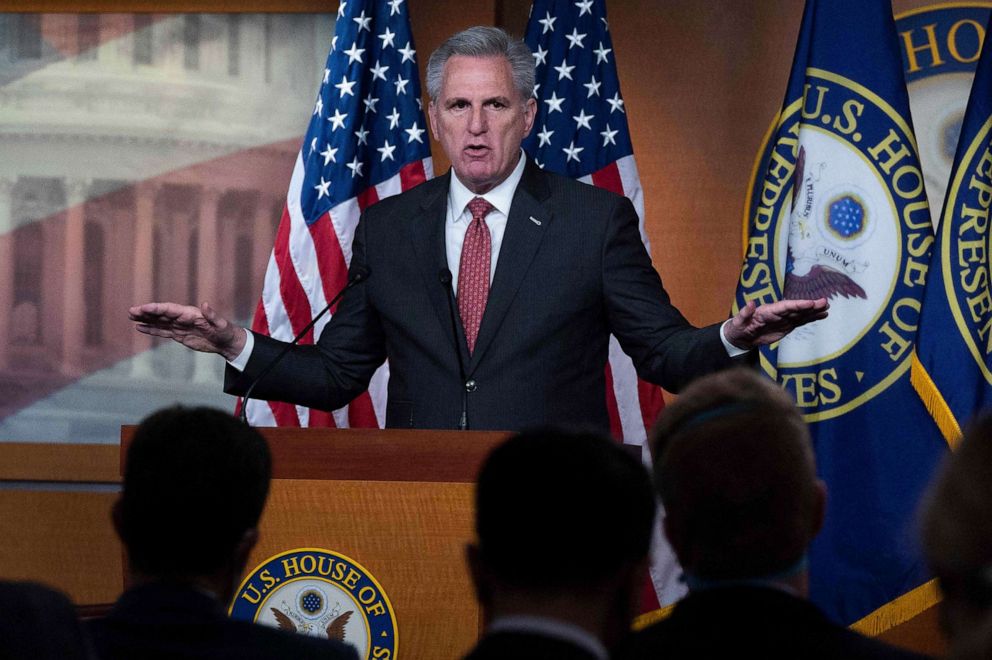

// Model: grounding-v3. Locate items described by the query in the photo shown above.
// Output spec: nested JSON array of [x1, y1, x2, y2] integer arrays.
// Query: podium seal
[[231, 548, 398, 659]]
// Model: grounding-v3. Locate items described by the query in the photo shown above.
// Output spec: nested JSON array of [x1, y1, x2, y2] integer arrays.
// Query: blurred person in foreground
[[922, 411, 992, 660], [465, 428, 656, 659], [86, 406, 357, 660], [616, 368, 927, 660], [0, 581, 93, 660]]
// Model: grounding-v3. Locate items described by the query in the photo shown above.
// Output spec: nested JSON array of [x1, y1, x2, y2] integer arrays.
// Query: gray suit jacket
[[226, 160, 737, 431]]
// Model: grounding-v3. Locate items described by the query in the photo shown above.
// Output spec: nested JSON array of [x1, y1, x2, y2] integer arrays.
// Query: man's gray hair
[[426, 26, 535, 102]]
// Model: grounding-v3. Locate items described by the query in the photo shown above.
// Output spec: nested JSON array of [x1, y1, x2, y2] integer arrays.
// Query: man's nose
[[468, 107, 487, 134]]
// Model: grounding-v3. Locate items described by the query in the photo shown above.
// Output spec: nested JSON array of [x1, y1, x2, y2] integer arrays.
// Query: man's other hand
[[725, 298, 829, 350], [128, 302, 247, 361]]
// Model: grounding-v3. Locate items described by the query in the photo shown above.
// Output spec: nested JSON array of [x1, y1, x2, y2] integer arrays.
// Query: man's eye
[[451, 101, 469, 110], [489, 101, 506, 109]]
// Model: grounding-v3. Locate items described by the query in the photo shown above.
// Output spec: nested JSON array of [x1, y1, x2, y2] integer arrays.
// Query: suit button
[[465, 379, 477, 392]]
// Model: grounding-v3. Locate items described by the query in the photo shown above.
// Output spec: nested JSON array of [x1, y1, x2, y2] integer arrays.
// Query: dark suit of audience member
[[463, 428, 657, 660], [922, 411, 992, 660], [86, 407, 357, 660], [0, 581, 93, 660], [615, 369, 928, 660]]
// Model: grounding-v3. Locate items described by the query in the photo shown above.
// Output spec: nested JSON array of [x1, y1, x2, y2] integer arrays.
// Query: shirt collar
[[486, 614, 608, 660], [448, 149, 527, 221]]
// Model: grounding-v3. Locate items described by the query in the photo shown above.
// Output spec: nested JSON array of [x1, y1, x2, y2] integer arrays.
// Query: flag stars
[[562, 141, 584, 162], [370, 61, 389, 81], [378, 27, 396, 49], [575, 0, 594, 16], [573, 109, 594, 130], [533, 45, 548, 66], [355, 126, 369, 145], [309, 137, 318, 154], [353, 10, 372, 32], [398, 42, 416, 64], [335, 75, 356, 97], [346, 156, 364, 178], [565, 28, 587, 49], [323, 68, 330, 84], [405, 122, 425, 143], [594, 42, 612, 64], [313, 96, 323, 116], [583, 76, 601, 97], [363, 94, 380, 113], [544, 91, 565, 113], [388, 0, 404, 15], [387, 108, 401, 130], [378, 140, 397, 162], [320, 144, 338, 166], [554, 59, 575, 81], [394, 75, 409, 95], [337, 1, 347, 18], [607, 92, 625, 113], [328, 108, 347, 130], [537, 125, 554, 147], [314, 176, 331, 199], [539, 11, 557, 34], [343, 43, 365, 65], [600, 124, 618, 146]]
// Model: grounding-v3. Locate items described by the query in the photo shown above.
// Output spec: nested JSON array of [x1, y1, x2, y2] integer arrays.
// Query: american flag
[[242, 0, 433, 427], [522, 0, 677, 613]]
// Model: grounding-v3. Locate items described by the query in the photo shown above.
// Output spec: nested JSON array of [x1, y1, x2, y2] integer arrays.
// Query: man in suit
[[464, 428, 656, 660], [86, 406, 357, 660], [129, 27, 827, 431], [615, 369, 927, 660]]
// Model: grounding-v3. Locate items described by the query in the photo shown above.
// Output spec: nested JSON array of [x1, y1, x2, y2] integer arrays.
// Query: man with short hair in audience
[[922, 411, 992, 660], [616, 369, 927, 659], [464, 427, 656, 660], [87, 406, 357, 660]]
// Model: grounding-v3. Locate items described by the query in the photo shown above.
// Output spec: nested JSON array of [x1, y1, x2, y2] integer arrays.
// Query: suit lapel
[[408, 171, 470, 363], [468, 160, 552, 372]]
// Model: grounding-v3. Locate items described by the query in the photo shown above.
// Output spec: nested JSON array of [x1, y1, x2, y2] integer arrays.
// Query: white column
[[61, 178, 90, 377], [0, 178, 14, 370], [193, 186, 222, 383], [130, 181, 158, 378]]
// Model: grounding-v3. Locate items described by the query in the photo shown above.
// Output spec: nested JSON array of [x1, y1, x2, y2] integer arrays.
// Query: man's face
[[428, 55, 537, 194]]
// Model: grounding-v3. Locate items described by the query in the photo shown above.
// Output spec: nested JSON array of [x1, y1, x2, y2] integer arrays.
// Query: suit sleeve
[[602, 196, 742, 392], [223, 215, 387, 411]]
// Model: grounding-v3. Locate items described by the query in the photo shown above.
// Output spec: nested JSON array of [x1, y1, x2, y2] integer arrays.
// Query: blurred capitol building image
[[0, 13, 333, 442]]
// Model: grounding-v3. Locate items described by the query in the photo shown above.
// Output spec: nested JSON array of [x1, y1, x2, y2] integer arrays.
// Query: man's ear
[[812, 479, 827, 537], [233, 528, 260, 575], [111, 497, 124, 540], [465, 543, 491, 607], [427, 100, 440, 140]]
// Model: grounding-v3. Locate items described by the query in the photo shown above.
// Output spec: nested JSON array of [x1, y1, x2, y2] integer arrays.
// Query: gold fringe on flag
[[910, 352, 962, 449], [850, 579, 941, 637], [631, 602, 676, 631]]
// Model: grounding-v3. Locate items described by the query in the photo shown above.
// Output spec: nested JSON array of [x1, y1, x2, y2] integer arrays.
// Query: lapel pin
[[529, 216, 542, 226]]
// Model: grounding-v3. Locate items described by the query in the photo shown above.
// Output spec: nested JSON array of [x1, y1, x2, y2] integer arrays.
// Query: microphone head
[[350, 264, 371, 283], [438, 268, 453, 285]]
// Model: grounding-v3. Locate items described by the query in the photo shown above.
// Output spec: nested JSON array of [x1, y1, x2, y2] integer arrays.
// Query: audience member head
[[922, 412, 992, 660], [469, 427, 656, 643], [651, 368, 824, 590], [114, 406, 271, 600], [0, 581, 93, 660]]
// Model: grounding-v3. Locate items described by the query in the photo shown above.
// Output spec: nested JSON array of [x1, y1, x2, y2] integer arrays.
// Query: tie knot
[[467, 197, 495, 222]]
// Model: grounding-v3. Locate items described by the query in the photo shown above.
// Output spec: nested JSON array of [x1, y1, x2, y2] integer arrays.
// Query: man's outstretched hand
[[724, 298, 829, 350], [128, 302, 247, 362]]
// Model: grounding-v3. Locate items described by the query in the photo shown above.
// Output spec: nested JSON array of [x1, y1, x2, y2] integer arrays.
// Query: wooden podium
[[121, 426, 508, 660]]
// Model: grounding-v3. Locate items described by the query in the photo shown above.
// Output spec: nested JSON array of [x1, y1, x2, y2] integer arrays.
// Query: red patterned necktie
[[458, 196, 495, 354]]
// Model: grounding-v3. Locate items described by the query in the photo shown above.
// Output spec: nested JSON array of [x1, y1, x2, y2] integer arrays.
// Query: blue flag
[[734, 0, 948, 625], [913, 13, 992, 444]]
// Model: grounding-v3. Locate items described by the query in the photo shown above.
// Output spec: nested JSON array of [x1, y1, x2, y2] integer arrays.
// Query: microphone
[[438, 268, 469, 430], [239, 264, 371, 425]]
